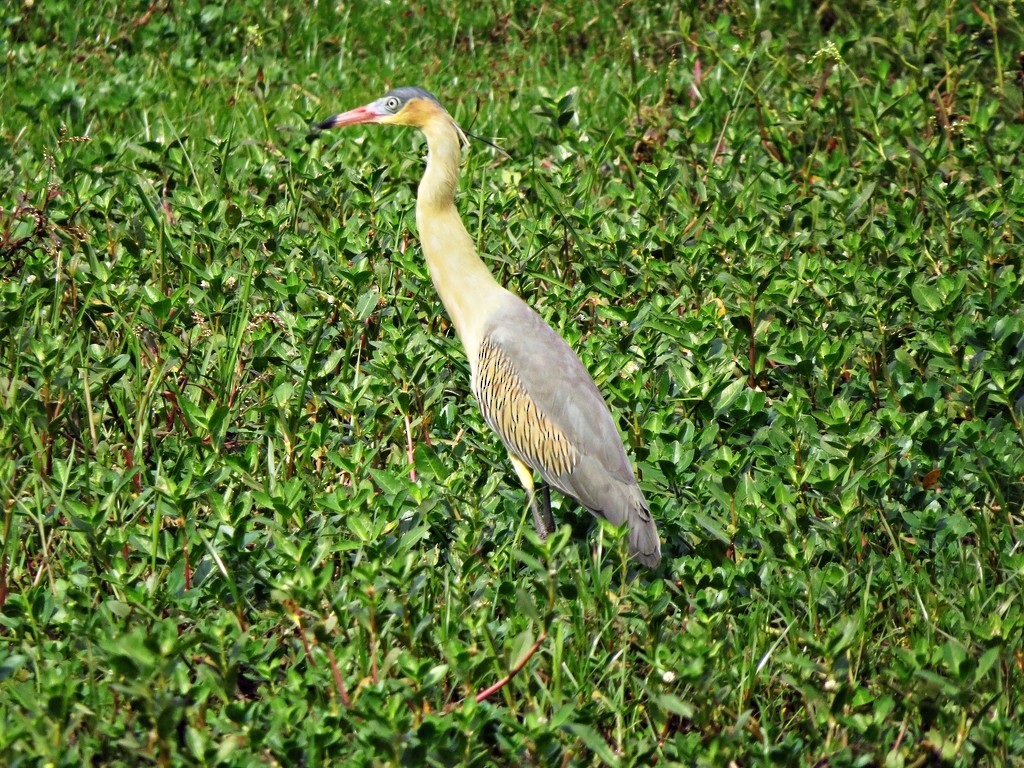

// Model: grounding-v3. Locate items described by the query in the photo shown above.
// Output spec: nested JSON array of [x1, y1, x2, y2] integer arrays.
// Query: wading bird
[[316, 87, 661, 567]]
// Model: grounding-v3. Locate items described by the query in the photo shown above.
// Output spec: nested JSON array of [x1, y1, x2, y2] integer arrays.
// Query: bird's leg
[[536, 483, 555, 537], [509, 454, 556, 539], [527, 486, 556, 539]]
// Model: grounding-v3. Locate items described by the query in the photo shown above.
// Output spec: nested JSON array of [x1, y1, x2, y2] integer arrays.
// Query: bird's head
[[316, 86, 449, 131]]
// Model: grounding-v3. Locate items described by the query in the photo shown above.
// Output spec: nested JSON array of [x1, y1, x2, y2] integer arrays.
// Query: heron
[[316, 87, 661, 568]]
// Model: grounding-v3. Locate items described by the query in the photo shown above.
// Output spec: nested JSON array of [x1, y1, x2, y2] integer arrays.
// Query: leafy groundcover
[[1, 1, 1022, 765]]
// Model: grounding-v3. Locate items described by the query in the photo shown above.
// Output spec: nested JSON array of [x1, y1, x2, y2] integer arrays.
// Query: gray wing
[[472, 296, 661, 566]]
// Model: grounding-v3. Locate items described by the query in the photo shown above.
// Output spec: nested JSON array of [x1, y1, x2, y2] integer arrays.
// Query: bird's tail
[[628, 501, 662, 568]]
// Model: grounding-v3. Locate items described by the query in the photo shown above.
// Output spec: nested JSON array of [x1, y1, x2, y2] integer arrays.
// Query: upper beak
[[315, 102, 386, 131]]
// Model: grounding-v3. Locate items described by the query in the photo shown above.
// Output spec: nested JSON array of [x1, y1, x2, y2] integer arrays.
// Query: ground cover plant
[[1, 0, 1023, 765]]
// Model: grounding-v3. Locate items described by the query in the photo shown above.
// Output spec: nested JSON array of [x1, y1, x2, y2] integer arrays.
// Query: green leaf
[[657, 693, 696, 718], [508, 627, 535, 670], [714, 377, 748, 416], [911, 281, 943, 313], [225, 203, 241, 228], [567, 723, 620, 767], [974, 647, 1001, 684], [273, 381, 293, 407], [355, 287, 380, 321]]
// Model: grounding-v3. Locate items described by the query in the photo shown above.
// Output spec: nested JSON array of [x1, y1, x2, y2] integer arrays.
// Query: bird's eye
[[385, 97, 400, 111]]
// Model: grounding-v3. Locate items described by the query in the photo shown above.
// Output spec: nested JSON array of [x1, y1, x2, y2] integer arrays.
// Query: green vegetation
[[2, 1, 1023, 765]]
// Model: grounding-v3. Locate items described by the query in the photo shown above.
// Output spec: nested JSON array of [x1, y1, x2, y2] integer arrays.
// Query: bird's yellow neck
[[415, 116, 506, 358]]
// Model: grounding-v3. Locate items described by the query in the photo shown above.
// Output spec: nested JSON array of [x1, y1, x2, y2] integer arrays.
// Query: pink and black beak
[[315, 101, 388, 131]]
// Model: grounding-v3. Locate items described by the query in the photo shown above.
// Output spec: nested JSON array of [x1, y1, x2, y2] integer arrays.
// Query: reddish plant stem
[[325, 645, 352, 708], [444, 631, 549, 713]]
